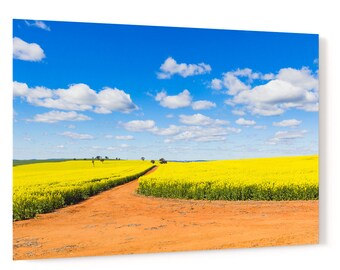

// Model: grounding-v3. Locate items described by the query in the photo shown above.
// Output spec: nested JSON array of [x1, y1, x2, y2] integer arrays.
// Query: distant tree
[[151, 160, 155, 164], [141, 157, 145, 161], [159, 158, 167, 164], [95, 156, 101, 160], [73, 158, 76, 160], [105, 156, 109, 160]]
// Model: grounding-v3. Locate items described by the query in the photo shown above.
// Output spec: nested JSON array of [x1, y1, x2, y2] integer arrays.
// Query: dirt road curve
[[13, 167, 318, 260]]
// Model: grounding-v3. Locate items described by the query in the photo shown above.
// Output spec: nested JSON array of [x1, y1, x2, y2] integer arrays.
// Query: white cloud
[[27, 110, 91, 123], [13, 82, 138, 114], [273, 119, 302, 127], [155, 89, 215, 111], [13, 82, 29, 96], [122, 120, 156, 132], [60, 131, 94, 140], [262, 73, 275, 80], [211, 68, 273, 95], [191, 100, 216, 110], [157, 57, 211, 79], [155, 89, 192, 109], [211, 68, 277, 93], [235, 117, 256, 126], [166, 114, 174, 118], [301, 103, 319, 112], [210, 78, 223, 90], [226, 67, 318, 116], [122, 118, 240, 143], [232, 109, 246, 116], [277, 67, 318, 90], [56, 145, 65, 149], [222, 72, 250, 95], [233, 68, 261, 80], [247, 104, 285, 116], [13, 37, 45, 61], [169, 125, 239, 143], [179, 113, 228, 126], [226, 127, 242, 133], [267, 130, 307, 144], [235, 80, 306, 105], [254, 125, 267, 130], [25, 20, 51, 31], [115, 135, 134, 140], [67, 124, 76, 129], [152, 125, 182, 136]]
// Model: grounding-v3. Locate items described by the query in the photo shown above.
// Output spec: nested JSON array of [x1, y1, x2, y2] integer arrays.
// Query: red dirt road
[[13, 168, 318, 260]]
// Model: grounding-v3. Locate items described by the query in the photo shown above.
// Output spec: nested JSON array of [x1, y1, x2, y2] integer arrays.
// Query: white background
[[0, 0, 339, 269]]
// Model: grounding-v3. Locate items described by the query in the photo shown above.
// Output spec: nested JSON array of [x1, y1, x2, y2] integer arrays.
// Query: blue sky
[[13, 19, 319, 160]]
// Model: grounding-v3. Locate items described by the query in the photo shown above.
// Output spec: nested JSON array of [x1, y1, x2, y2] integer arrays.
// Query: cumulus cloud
[[220, 72, 250, 95], [179, 113, 228, 126], [13, 37, 45, 61], [122, 120, 156, 132], [155, 89, 215, 111], [13, 82, 138, 114], [211, 68, 278, 92], [273, 119, 302, 127], [267, 130, 307, 145], [157, 57, 211, 79], [27, 110, 91, 123], [210, 78, 223, 90], [231, 109, 246, 116], [262, 73, 275, 80], [60, 131, 94, 140], [277, 67, 318, 90], [152, 125, 182, 136], [224, 67, 318, 116], [235, 117, 256, 126], [169, 125, 239, 143], [122, 118, 239, 143], [155, 89, 192, 109], [115, 135, 134, 140], [25, 20, 51, 31], [210, 68, 276, 94], [191, 100, 216, 110]]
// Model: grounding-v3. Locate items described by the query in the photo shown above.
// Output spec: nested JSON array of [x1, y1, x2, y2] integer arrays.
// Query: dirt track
[[13, 167, 318, 260]]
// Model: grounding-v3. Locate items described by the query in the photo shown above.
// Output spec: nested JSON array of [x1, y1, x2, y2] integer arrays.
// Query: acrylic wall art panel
[[13, 19, 319, 260]]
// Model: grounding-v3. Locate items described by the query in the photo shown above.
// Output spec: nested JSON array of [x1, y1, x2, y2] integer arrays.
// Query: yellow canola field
[[138, 155, 318, 201], [13, 160, 154, 221]]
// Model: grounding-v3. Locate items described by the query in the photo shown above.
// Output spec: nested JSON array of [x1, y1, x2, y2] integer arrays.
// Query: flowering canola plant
[[13, 160, 154, 221], [138, 155, 318, 201]]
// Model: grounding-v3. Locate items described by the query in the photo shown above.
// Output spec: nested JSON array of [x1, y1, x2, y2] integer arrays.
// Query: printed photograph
[[13, 19, 319, 260]]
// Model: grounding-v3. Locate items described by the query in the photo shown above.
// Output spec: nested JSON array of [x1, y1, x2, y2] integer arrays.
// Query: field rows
[[138, 155, 318, 201], [13, 156, 318, 221], [13, 160, 154, 221]]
